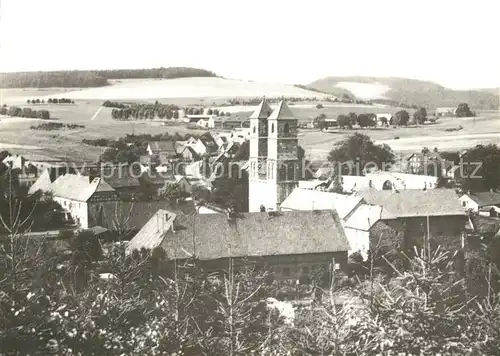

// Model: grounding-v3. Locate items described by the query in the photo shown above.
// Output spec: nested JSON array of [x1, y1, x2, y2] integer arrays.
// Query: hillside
[[0, 67, 217, 88], [307, 76, 500, 110], [35, 77, 327, 100]]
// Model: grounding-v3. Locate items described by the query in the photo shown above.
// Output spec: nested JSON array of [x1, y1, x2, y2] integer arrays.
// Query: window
[[284, 123, 290, 134], [271, 123, 275, 133], [253, 126, 256, 134], [282, 267, 290, 277], [302, 266, 309, 275], [462, 201, 466, 207]]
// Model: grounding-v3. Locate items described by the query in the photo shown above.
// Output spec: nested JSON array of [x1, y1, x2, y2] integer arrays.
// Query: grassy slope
[[307, 76, 500, 110]]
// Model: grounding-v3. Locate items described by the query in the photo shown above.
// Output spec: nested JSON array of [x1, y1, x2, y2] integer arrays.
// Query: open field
[[0, 78, 328, 104], [0, 102, 201, 162], [298, 113, 500, 160], [0, 90, 498, 163]]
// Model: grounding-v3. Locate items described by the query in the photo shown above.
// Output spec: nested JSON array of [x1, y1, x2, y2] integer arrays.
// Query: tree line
[[30, 123, 85, 131], [26, 98, 75, 104], [0, 105, 50, 120], [0, 67, 217, 88]]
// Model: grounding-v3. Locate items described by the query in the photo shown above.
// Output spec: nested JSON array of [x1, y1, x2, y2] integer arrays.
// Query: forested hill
[[0, 67, 218, 88]]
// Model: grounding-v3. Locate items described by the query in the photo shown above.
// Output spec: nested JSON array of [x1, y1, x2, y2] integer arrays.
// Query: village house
[[127, 209, 349, 280], [403, 150, 451, 177], [146, 141, 178, 158], [47, 174, 120, 229], [459, 190, 500, 217], [178, 145, 199, 161], [99, 165, 142, 198], [2, 154, 28, 170], [186, 114, 216, 128], [350, 189, 467, 255]]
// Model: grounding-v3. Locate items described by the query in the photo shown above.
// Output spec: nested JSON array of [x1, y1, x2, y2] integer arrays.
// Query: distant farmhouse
[[435, 107, 456, 117]]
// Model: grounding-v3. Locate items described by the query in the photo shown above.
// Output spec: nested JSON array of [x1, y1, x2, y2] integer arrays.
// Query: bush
[[316, 103, 324, 109]]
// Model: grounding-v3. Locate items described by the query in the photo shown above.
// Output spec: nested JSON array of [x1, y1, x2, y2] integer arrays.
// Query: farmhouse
[[127, 209, 349, 280], [355, 189, 467, 253], [403, 151, 449, 176], [48, 174, 120, 229], [186, 114, 216, 128], [459, 190, 500, 217]]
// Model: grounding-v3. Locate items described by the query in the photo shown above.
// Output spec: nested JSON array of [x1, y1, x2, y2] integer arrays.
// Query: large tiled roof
[[357, 189, 466, 218], [128, 210, 349, 260], [466, 191, 500, 207], [280, 188, 363, 220], [49, 174, 115, 202]]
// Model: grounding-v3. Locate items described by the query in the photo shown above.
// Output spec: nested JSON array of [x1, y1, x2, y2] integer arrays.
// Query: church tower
[[248, 99, 301, 212]]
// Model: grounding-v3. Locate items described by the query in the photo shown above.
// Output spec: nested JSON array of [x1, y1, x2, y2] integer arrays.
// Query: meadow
[[0, 83, 498, 163]]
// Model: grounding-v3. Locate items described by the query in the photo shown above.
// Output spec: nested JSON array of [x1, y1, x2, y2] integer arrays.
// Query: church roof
[[267, 100, 295, 121], [249, 98, 273, 119]]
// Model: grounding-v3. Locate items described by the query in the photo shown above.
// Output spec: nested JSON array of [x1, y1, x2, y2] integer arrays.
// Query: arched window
[[271, 123, 275, 133], [284, 123, 290, 134]]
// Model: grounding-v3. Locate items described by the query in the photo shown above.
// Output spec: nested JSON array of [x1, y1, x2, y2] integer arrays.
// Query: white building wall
[[54, 197, 89, 228], [459, 195, 479, 212], [344, 227, 369, 260]]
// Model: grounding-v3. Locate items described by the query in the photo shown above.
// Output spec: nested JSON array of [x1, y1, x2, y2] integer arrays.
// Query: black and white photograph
[[0, 0, 499, 354]]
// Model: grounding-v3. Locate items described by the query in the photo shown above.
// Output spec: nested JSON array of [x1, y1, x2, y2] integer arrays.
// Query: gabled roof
[[357, 189, 466, 219], [466, 191, 500, 207], [344, 204, 386, 231], [148, 141, 177, 154], [127, 210, 177, 252], [128, 210, 349, 259], [280, 188, 363, 220], [180, 145, 199, 158], [249, 98, 273, 119], [28, 169, 53, 195], [49, 174, 115, 202], [267, 101, 294, 121]]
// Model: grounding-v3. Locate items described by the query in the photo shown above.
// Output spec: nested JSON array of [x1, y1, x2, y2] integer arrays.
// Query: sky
[[0, 0, 499, 89]]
